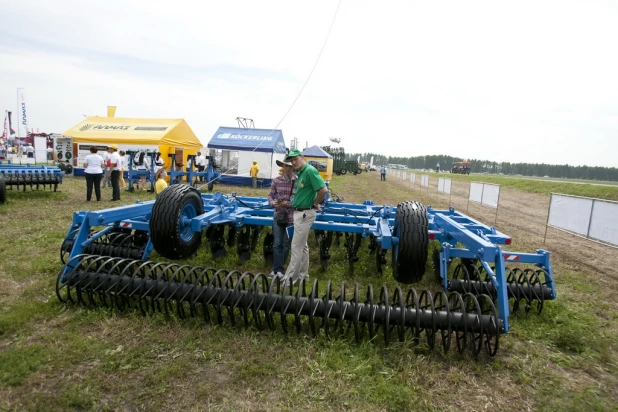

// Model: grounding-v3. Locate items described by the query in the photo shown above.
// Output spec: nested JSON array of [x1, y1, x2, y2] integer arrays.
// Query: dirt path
[[378, 171, 618, 291]]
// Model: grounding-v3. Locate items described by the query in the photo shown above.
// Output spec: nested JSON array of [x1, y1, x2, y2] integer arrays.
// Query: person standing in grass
[[281, 149, 327, 287], [154, 152, 165, 174], [380, 165, 386, 181], [154, 168, 168, 196], [250, 160, 260, 188], [135, 151, 150, 191], [267, 159, 297, 280], [102, 147, 112, 188], [82, 146, 104, 202], [118, 150, 127, 189], [195, 151, 206, 182], [109, 145, 121, 201]]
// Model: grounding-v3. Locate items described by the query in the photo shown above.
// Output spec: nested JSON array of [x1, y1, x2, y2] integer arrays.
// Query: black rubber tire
[[340, 169, 347, 175], [150, 184, 204, 259], [392, 201, 429, 284], [58, 163, 66, 171], [355, 168, 362, 175], [0, 177, 6, 204], [65, 164, 73, 174]]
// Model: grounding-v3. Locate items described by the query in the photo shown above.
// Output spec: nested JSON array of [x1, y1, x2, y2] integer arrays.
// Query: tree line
[[345, 152, 618, 181]]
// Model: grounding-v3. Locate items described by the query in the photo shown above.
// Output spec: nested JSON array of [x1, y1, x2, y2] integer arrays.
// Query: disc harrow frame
[[60, 186, 556, 334]]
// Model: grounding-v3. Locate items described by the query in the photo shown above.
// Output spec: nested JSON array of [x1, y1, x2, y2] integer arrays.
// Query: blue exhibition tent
[[207, 127, 287, 153], [303, 145, 332, 158], [206, 126, 288, 187]]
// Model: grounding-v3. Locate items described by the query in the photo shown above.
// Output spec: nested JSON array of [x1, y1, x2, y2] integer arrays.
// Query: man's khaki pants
[[284, 209, 316, 282]]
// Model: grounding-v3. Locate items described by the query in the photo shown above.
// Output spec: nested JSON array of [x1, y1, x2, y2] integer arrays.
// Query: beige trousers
[[284, 209, 316, 282]]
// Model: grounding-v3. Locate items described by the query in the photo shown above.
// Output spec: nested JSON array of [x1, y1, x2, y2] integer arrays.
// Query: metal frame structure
[[60, 188, 556, 334], [166, 153, 220, 191], [0, 163, 63, 191]]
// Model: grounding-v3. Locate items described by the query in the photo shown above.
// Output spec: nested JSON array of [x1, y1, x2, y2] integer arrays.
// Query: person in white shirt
[[109, 144, 121, 201], [135, 151, 150, 190], [82, 146, 105, 201], [153, 151, 165, 174], [118, 150, 127, 189], [195, 152, 206, 182], [102, 150, 112, 188]]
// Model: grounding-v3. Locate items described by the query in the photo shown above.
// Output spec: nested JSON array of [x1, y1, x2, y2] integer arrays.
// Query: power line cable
[[200, 0, 343, 188]]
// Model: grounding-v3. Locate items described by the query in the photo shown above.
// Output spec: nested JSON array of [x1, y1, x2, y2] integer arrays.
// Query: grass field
[[1, 173, 617, 411]]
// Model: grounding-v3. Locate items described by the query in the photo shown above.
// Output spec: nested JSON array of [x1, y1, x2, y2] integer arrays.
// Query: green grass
[[1, 174, 617, 410], [431, 172, 618, 201]]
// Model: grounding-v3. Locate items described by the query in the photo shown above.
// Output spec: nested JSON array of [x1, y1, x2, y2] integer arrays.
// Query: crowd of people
[[79, 148, 214, 202], [0, 144, 36, 159]]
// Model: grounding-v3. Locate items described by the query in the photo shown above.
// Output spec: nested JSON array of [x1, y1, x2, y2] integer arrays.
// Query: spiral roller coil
[[57, 255, 503, 357], [448, 260, 552, 314], [60, 230, 148, 264]]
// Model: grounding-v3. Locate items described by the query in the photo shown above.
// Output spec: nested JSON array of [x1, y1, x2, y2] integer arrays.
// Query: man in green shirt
[[282, 149, 328, 286]]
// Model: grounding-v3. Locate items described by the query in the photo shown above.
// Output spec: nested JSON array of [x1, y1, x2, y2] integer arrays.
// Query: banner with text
[[18, 88, 28, 135]]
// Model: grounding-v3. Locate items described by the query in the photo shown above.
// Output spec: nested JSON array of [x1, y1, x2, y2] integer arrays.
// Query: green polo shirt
[[293, 163, 325, 208]]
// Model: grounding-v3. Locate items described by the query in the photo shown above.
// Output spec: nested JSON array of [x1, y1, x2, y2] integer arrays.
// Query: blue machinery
[[124, 151, 221, 192], [0, 163, 64, 195], [58, 185, 555, 356]]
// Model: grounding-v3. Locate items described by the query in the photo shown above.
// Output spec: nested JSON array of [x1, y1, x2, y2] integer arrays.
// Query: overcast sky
[[1, 0, 617, 167]]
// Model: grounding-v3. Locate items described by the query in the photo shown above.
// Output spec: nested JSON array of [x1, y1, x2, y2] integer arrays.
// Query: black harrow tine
[[57, 255, 504, 357]]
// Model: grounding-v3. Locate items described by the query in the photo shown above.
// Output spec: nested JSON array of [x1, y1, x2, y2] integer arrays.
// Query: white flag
[[18, 88, 28, 132]]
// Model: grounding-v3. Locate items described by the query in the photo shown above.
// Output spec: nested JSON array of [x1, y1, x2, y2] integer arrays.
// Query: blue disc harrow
[[58, 184, 556, 355], [0, 164, 63, 194]]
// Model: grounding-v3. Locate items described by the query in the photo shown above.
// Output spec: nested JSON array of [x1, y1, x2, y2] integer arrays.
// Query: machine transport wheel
[[150, 184, 204, 259], [65, 164, 73, 174], [58, 163, 66, 172], [0, 177, 6, 204], [392, 201, 429, 284], [340, 169, 347, 175], [355, 168, 362, 175]]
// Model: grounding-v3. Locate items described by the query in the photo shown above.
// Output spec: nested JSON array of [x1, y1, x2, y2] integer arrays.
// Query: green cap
[[284, 149, 303, 161]]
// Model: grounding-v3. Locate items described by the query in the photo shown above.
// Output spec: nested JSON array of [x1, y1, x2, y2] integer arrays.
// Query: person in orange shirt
[[250, 160, 260, 188]]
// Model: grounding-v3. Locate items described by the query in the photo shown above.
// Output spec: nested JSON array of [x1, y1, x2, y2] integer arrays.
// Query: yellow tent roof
[[63, 117, 202, 149]]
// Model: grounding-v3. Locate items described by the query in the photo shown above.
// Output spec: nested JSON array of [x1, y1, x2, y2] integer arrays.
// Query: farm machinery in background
[[57, 184, 555, 357], [123, 151, 221, 193], [0, 162, 64, 200], [322, 146, 362, 176], [451, 161, 471, 175]]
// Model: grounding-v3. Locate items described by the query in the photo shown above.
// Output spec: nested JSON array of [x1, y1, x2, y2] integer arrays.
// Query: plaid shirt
[[267, 173, 297, 224]]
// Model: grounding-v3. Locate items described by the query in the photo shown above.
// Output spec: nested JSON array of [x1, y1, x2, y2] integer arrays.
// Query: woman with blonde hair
[[154, 167, 168, 196]]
